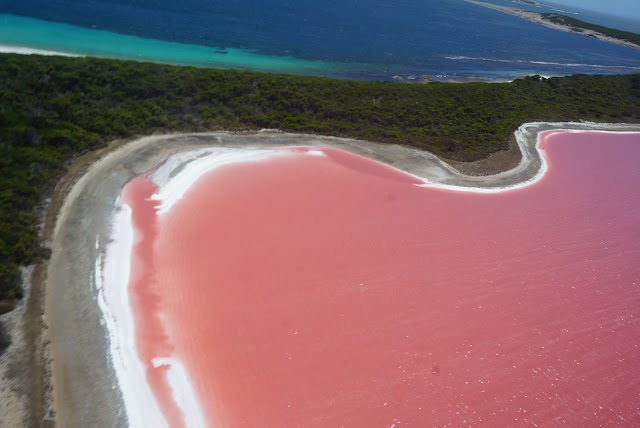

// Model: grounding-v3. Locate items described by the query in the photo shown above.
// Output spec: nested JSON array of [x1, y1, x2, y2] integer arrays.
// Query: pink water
[[122, 131, 640, 427]]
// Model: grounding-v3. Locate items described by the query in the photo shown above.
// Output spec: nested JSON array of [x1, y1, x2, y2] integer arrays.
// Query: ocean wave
[[444, 55, 640, 71]]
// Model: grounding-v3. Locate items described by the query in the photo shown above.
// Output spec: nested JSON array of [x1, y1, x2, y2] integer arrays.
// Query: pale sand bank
[[0, 45, 83, 57], [3, 122, 640, 427]]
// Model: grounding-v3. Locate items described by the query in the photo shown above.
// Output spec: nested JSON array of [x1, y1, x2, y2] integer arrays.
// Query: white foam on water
[[305, 149, 326, 157], [444, 55, 640, 71]]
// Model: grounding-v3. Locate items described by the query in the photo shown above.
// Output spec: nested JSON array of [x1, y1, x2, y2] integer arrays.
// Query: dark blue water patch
[[2, 0, 639, 80]]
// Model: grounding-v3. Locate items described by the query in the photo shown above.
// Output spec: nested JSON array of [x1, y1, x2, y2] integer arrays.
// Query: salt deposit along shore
[[2, 122, 639, 426]]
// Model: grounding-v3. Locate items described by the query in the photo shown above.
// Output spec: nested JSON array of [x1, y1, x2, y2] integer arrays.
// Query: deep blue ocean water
[[1, 0, 639, 81]]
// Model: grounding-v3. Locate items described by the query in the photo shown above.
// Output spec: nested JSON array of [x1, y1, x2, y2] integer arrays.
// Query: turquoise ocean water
[[0, 14, 350, 77], [1, 0, 639, 81]]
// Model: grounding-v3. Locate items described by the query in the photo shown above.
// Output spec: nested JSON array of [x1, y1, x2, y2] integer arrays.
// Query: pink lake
[[121, 130, 640, 427]]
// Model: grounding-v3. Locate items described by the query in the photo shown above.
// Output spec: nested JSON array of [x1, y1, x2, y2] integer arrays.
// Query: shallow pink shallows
[[123, 131, 640, 427]]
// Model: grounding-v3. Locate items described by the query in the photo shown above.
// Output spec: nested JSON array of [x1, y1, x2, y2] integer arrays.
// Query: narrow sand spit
[[2, 122, 639, 426], [466, 0, 640, 51]]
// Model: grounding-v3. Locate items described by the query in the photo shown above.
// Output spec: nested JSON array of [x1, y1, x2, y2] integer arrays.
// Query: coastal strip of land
[[0, 45, 82, 57], [466, 0, 640, 51]]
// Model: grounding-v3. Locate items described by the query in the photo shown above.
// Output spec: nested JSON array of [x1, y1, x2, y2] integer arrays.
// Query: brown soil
[[445, 135, 521, 176]]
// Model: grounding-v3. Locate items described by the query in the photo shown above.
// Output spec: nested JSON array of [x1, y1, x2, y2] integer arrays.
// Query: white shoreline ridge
[[83, 122, 640, 428], [149, 147, 301, 215], [424, 121, 640, 193], [419, 123, 549, 193], [99, 198, 207, 427], [97, 204, 168, 428], [0, 45, 83, 57], [151, 122, 640, 196]]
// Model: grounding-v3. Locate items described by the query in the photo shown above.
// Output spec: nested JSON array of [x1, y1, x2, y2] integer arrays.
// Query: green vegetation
[[1, 53, 640, 300], [542, 13, 640, 47]]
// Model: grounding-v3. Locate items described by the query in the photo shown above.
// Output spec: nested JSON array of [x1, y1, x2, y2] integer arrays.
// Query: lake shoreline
[[2, 123, 640, 426]]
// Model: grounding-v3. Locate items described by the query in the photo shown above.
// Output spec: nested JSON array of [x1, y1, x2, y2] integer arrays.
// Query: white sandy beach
[[0, 45, 82, 57]]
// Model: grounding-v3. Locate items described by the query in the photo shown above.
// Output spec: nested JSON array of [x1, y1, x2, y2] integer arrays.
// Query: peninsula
[[466, 0, 640, 51]]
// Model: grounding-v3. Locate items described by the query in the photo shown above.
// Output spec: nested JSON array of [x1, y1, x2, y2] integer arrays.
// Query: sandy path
[[3, 123, 640, 426]]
